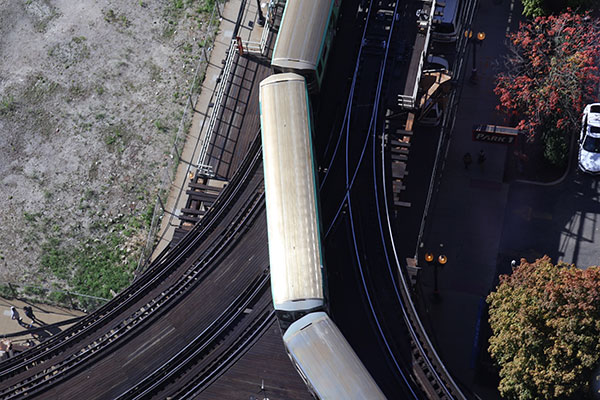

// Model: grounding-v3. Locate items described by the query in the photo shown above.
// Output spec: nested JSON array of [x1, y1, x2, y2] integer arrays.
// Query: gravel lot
[[0, 0, 216, 300]]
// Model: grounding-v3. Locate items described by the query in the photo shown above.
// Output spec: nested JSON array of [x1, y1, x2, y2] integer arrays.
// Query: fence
[[195, 39, 239, 172], [136, 0, 280, 276], [413, 0, 479, 258], [397, 0, 437, 109], [195, 0, 279, 172], [0, 281, 108, 313], [237, 0, 280, 56]]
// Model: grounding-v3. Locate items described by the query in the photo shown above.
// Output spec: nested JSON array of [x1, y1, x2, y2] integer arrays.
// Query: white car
[[579, 103, 600, 174]]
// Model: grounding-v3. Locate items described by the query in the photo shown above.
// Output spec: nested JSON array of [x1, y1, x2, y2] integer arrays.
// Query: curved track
[[317, 0, 467, 398], [0, 0, 471, 397], [0, 137, 284, 399]]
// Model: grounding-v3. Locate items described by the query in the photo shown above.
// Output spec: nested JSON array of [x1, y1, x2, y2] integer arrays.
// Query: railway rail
[[0, 134, 268, 398], [116, 272, 274, 399], [0, 0, 476, 397], [318, 0, 467, 398]]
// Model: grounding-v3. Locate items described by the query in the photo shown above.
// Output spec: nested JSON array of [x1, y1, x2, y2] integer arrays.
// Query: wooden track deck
[[196, 320, 312, 400]]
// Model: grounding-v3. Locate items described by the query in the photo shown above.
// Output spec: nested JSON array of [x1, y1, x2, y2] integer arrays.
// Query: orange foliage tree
[[487, 256, 600, 399]]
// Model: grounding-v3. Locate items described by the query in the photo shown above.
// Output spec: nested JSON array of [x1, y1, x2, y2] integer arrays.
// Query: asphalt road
[[498, 170, 600, 276]]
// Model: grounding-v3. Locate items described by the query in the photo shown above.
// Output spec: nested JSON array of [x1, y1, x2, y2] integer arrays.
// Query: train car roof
[[259, 74, 324, 312], [260, 72, 306, 86], [271, 0, 334, 71], [283, 312, 387, 399]]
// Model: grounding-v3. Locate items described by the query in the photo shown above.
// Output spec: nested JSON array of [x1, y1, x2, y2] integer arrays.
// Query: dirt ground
[[0, 0, 216, 299]]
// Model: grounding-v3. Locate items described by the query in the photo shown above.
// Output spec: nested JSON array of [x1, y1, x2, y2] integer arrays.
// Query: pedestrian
[[10, 307, 21, 321], [463, 152, 472, 169], [478, 149, 486, 165]]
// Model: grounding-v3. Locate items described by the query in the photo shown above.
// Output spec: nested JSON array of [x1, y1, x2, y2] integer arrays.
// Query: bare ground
[[0, 0, 216, 299]]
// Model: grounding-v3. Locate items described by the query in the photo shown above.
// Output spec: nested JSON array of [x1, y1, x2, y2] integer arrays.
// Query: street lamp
[[424, 245, 447, 298], [465, 30, 485, 81]]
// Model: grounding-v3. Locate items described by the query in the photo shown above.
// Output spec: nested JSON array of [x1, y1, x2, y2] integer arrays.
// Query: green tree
[[487, 256, 600, 399], [521, 0, 595, 17]]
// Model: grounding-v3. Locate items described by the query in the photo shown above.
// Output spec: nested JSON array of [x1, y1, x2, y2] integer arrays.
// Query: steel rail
[[167, 296, 274, 399], [0, 133, 264, 384], [375, 125, 466, 399], [0, 132, 262, 376], [118, 271, 271, 400], [329, 0, 468, 397], [373, 98, 465, 400], [335, 1, 422, 397], [0, 187, 267, 399], [319, 0, 376, 191]]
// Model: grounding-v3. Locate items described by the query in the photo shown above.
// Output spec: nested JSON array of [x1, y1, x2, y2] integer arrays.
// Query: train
[[261, 25, 388, 398], [283, 312, 387, 399], [260, 72, 386, 400], [261, 1, 389, 398], [271, 0, 341, 92], [259, 73, 326, 328]]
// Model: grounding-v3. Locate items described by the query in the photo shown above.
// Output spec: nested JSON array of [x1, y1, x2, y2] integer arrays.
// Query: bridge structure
[[0, 0, 479, 398]]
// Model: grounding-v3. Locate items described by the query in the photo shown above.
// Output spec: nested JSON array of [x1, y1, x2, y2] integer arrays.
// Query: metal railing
[[195, 0, 279, 173], [413, 0, 479, 259], [196, 39, 240, 173], [239, 0, 280, 56], [397, 0, 437, 109]]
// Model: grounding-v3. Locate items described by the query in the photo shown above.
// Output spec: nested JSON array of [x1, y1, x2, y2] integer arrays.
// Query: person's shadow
[[22, 306, 62, 338]]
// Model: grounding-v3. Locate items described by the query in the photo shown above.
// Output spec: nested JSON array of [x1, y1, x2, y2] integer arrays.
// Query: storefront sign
[[472, 125, 519, 144]]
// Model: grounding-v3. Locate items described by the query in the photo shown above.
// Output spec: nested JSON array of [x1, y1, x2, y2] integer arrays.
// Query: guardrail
[[238, 0, 280, 56], [195, 39, 239, 174], [397, 0, 437, 109], [413, 0, 479, 259], [195, 0, 279, 173]]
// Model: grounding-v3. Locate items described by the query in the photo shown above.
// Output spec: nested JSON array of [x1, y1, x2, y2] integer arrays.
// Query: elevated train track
[[318, 0, 467, 397], [0, 0, 474, 397], [0, 138, 304, 399]]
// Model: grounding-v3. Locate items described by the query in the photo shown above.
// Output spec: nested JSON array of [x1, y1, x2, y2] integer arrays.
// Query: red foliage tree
[[495, 12, 600, 142]]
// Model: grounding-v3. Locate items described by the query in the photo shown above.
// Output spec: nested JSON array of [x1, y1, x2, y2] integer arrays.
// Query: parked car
[[579, 103, 600, 174]]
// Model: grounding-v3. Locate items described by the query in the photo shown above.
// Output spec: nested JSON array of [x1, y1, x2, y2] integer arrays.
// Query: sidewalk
[[0, 297, 84, 348], [419, 0, 524, 397], [152, 0, 269, 258]]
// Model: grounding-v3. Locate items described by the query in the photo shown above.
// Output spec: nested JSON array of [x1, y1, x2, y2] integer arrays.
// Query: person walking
[[478, 149, 486, 165], [10, 306, 21, 322], [463, 152, 472, 169]]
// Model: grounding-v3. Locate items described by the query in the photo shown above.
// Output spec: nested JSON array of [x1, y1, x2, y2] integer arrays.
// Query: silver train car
[[283, 312, 387, 400], [271, 0, 341, 91], [259, 73, 325, 325]]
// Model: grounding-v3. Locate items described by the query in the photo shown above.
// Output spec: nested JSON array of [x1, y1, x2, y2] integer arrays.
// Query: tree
[[487, 256, 600, 399], [494, 12, 600, 165], [521, 0, 595, 18]]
